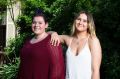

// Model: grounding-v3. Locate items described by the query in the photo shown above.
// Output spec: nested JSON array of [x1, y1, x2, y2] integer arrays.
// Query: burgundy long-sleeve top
[[18, 34, 65, 79]]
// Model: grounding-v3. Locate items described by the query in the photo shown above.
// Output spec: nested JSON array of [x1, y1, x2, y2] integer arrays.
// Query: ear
[[45, 22, 48, 28]]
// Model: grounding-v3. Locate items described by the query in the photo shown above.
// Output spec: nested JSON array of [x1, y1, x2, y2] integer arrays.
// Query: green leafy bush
[[0, 33, 31, 79], [0, 58, 20, 79], [5, 33, 30, 58]]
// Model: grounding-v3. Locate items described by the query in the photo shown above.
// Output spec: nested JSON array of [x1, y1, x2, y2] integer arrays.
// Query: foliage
[[0, 33, 31, 79], [4, 33, 30, 59], [49, 0, 100, 34], [17, 15, 32, 34], [94, 0, 120, 79], [0, 0, 7, 10], [0, 58, 20, 79], [0, 0, 7, 24]]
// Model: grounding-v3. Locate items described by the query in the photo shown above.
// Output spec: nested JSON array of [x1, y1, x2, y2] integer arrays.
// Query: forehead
[[78, 13, 87, 20], [33, 16, 44, 21]]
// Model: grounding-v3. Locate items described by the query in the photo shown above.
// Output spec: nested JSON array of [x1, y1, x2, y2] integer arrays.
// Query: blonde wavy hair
[[71, 11, 96, 36]]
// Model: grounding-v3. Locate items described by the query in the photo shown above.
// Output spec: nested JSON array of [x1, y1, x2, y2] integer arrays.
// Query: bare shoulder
[[61, 35, 72, 40], [88, 35, 100, 45], [60, 35, 72, 46], [88, 35, 101, 52]]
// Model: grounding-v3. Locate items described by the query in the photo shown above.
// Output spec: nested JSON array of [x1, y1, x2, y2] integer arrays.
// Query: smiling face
[[71, 11, 96, 36], [75, 13, 88, 32], [32, 16, 48, 35]]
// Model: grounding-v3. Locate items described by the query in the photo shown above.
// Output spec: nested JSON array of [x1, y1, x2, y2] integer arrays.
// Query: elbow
[[92, 68, 100, 79]]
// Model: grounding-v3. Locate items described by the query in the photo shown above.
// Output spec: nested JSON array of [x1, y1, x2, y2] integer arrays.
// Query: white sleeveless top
[[66, 37, 92, 79]]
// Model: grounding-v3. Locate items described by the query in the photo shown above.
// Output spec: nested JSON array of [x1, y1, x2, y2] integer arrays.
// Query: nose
[[79, 20, 83, 24], [35, 23, 39, 27]]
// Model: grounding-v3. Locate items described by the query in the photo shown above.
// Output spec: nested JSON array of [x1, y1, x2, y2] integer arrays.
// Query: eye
[[38, 22, 42, 24], [32, 21, 43, 24], [76, 18, 81, 21], [83, 19, 87, 23], [32, 21, 36, 24]]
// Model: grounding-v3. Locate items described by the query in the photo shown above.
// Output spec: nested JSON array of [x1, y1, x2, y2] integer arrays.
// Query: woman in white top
[[50, 11, 102, 79]]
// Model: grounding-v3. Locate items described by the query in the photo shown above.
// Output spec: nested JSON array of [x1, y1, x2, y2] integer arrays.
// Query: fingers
[[57, 39, 60, 46], [50, 38, 60, 46], [50, 32, 60, 46], [50, 38, 54, 45]]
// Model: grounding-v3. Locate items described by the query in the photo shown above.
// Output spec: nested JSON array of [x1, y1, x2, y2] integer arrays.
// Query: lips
[[34, 28, 41, 32], [34, 26, 41, 30]]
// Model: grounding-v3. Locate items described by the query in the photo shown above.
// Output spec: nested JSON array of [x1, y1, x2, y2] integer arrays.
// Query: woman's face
[[32, 16, 48, 35], [75, 13, 88, 32]]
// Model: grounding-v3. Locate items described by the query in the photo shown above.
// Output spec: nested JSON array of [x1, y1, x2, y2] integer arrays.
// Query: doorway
[[0, 25, 6, 51]]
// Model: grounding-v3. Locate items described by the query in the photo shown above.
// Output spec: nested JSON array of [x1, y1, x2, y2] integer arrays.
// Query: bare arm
[[48, 31, 70, 46], [89, 36, 102, 79]]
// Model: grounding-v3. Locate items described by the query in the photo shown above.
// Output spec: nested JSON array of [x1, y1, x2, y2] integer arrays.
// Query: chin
[[33, 32, 41, 35]]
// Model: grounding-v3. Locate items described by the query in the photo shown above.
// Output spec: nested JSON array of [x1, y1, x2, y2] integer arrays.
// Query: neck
[[34, 32, 48, 40], [75, 31, 89, 40]]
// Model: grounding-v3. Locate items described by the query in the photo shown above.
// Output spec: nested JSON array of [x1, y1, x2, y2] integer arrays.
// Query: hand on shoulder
[[50, 32, 60, 46], [50, 31, 71, 46]]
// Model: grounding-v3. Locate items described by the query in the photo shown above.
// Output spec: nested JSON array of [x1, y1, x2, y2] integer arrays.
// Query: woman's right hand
[[50, 32, 60, 46]]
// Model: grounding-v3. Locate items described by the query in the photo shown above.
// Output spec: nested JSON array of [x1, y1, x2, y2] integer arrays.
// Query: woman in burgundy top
[[18, 9, 65, 79]]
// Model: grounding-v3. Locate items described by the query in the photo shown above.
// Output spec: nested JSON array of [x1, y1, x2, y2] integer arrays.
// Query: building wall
[[6, 1, 21, 45]]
